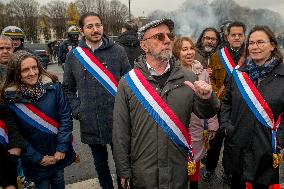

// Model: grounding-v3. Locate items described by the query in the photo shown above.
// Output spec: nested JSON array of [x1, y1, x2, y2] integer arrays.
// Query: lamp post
[[128, 0, 131, 20]]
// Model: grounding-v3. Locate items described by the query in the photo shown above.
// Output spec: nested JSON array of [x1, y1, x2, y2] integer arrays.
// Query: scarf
[[245, 57, 279, 85], [20, 81, 46, 102]]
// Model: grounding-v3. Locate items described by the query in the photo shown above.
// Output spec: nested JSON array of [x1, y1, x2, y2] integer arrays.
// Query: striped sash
[[10, 103, 59, 134], [232, 69, 282, 154], [124, 69, 194, 157], [0, 120, 8, 145], [218, 47, 238, 75], [73, 47, 118, 96]]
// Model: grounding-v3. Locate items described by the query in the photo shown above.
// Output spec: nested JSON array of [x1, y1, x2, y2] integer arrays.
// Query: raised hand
[[184, 80, 213, 99]]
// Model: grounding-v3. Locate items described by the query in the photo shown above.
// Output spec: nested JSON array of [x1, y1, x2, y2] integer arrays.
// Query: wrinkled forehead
[[143, 24, 170, 39], [0, 39, 13, 47]]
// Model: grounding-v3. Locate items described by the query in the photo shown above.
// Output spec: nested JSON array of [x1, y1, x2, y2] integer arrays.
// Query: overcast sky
[[12, 0, 284, 18], [121, 0, 284, 17]]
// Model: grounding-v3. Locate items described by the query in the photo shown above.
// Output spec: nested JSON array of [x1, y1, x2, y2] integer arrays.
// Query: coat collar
[[238, 59, 284, 76], [4, 75, 54, 103], [78, 35, 114, 52], [5, 75, 53, 93], [134, 56, 184, 82]]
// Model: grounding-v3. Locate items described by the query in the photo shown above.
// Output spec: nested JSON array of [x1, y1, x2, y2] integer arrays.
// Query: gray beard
[[204, 46, 214, 53], [152, 51, 172, 63]]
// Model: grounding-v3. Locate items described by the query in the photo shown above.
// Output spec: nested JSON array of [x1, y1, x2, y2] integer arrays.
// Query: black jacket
[[0, 103, 26, 188], [116, 30, 142, 68], [58, 39, 79, 65], [221, 61, 284, 184]]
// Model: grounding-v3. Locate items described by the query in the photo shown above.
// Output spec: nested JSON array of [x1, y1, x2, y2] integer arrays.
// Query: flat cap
[[138, 18, 174, 40]]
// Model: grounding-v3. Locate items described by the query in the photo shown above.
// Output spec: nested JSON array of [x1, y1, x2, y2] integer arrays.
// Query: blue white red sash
[[73, 47, 118, 96], [0, 120, 8, 146], [218, 47, 238, 75], [232, 69, 282, 153], [10, 103, 59, 135], [124, 69, 194, 158]]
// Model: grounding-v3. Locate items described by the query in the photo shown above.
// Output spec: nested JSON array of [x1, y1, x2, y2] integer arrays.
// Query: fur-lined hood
[[4, 74, 53, 93]]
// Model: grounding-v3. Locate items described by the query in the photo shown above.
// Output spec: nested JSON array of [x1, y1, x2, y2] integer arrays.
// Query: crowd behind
[[0, 11, 283, 189]]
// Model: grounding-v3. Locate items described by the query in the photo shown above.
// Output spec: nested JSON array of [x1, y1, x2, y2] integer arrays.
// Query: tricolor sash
[[73, 47, 118, 96], [218, 47, 239, 75], [9, 103, 59, 135], [0, 120, 8, 146], [124, 69, 194, 158], [232, 69, 282, 155]]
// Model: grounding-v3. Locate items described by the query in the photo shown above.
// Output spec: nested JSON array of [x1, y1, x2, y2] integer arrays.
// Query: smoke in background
[[148, 0, 284, 41], [148, 0, 218, 41]]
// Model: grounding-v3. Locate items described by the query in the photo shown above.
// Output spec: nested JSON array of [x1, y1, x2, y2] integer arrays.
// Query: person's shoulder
[[0, 103, 10, 114], [209, 50, 221, 65], [175, 64, 197, 82], [211, 50, 220, 59], [273, 61, 284, 76], [112, 42, 127, 52]]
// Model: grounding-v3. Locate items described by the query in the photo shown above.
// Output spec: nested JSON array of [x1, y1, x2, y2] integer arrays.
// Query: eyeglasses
[[143, 32, 175, 42], [248, 40, 270, 48], [203, 36, 217, 42], [84, 23, 103, 30]]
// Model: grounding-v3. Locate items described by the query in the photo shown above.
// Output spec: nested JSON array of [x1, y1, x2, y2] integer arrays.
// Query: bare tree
[[38, 15, 51, 40], [6, 0, 39, 41], [74, 0, 128, 35], [108, 0, 128, 35], [0, 2, 9, 31], [41, 1, 68, 39], [75, 0, 98, 14]]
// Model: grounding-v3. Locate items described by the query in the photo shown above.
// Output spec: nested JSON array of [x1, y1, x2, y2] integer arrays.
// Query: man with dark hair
[[62, 12, 130, 189], [195, 27, 221, 70], [203, 21, 246, 181], [116, 20, 142, 68], [112, 18, 219, 189]]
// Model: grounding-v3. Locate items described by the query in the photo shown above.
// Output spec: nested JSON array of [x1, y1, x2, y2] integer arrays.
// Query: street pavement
[[47, 63, 284, 189]]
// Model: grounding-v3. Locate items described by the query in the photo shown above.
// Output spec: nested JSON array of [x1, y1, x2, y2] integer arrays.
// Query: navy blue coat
[[62, 35, 131, 144], [4, 76, 76, 181]]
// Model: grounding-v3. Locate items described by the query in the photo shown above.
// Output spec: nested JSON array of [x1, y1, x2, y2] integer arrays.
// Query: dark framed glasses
[[143, 32, 175, 42]]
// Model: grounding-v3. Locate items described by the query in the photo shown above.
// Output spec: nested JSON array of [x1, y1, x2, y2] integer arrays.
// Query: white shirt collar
[[146, 61, 170, 76], [86, 40, 103, 52]]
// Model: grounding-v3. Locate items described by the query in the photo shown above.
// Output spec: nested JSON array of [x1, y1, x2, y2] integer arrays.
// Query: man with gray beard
[[195, 27, 221, 74], [112, 18, 219, 188]]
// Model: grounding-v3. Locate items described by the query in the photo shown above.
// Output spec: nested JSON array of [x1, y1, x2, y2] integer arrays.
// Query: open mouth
[[185, 56, 194, 60]]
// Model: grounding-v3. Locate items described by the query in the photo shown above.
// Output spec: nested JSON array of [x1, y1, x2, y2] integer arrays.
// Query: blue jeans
[[89, 144, 122, 189], [34, 169, 65, 189]]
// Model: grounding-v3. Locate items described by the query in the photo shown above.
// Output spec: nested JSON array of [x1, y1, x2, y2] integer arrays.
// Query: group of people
[[0, 11, 283, 189]]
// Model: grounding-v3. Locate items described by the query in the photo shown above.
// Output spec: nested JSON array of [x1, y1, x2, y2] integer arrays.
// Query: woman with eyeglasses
[[221, 25, 284, 189], [1, 50, 76, 189], [173, 37, 219, 189]]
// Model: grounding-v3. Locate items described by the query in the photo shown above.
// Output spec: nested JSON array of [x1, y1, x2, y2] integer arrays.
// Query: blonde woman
[[173, 37, 219, 189]]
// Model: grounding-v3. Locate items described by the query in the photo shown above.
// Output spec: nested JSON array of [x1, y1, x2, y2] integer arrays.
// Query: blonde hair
[[173, 37, 195, 62]]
